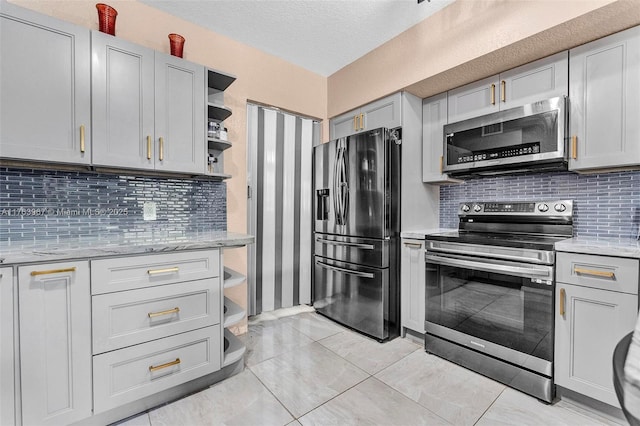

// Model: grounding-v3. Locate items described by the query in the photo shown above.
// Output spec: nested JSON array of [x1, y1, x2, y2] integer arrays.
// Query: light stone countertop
[[0, 231, 254, 266], [555, 237, 640, 259], [400, 229, 455, 239]]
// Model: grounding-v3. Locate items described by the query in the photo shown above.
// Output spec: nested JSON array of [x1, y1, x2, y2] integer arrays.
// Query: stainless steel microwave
[[443, 97, 567, 177]]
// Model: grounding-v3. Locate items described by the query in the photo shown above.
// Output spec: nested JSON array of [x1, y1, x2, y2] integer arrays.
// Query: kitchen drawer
[[556, 252, 639, 294], [91, 250, 219, 295], [93, 325, 221, 413], [92, 278, 221, 354]]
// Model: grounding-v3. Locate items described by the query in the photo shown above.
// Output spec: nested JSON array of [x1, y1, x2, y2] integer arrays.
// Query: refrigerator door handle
[[333, 146, 343, 225], [316, 260, 375, 279], [315, 237, 375, 250]]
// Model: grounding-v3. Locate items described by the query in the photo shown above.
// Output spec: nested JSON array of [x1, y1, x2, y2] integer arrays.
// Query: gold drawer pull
[[574, 267, 615, 279], [149, 358, 180, 372], [148, 307, 180, 318], [404, 242, 422, 248], [571, 135, 577, 160], [31, 267, 77, 276], [147, 267, 179, 275], [559, 288, 566, 316]]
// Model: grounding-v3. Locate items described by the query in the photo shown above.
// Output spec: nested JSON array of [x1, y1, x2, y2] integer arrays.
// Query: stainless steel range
[[425, 200, 573, 402]]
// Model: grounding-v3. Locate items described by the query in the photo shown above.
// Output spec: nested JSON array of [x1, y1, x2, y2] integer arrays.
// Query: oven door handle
[[316, 260, 375, 279], [425, 254, 552, 281], [315, 237, 375, 250]]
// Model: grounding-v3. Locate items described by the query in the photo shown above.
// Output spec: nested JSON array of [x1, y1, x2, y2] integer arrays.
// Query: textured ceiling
[[139, 0, 455, 76]]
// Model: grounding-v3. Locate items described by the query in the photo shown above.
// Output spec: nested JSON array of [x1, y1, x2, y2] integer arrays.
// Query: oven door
[[425, 251, 554, 377]]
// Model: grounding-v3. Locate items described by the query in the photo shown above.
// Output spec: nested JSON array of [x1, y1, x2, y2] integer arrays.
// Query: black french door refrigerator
[[313, 127, 400, 341]]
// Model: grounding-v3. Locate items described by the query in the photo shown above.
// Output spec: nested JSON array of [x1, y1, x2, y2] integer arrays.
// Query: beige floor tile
[[286, 312, 347, 341], [375, 351, 504, 426], [318, 330, 421, 374], [250, 342, 369, 418], [148, 369, 293, 426], [477, 387, 611, 426], [298, 377, 451, 426], [240, 320, 314, 367]]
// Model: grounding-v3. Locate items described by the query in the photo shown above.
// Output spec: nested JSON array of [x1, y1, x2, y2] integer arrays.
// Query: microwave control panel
[[454, 142, 540, 164]]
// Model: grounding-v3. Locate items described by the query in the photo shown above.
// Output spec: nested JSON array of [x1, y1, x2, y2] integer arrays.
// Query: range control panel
[[459, 200, 573, 216]]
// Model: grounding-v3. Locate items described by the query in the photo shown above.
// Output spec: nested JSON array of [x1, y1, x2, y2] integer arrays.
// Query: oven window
[[426, 261, 553, 362]]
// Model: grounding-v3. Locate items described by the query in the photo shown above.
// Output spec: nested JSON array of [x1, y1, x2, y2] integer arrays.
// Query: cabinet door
[[447, 75, 499, 123], [569, 26, 640, 171], [330, 108, 360, 139], [500, 51, 568, 109], [401, 239, 426, 334], [154, 53, 205, 174], [555, 283, 638, 407], [0, 268, 14, 426], [92, 31, 155, 170], [422, 92, 456, 183], [18, 262, 92, 425], [0, 6, 91, 164], [362, 92, 402, 131]]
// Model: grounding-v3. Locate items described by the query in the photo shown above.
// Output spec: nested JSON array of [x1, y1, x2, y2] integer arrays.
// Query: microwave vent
[[482, 123, 503, 136]]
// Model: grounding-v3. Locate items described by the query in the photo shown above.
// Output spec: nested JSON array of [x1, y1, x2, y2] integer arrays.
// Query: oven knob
[[461, 204, 470, 212], [473, 204, 482, 212], [538, 203, 549, 212], [554, 203, 567, 212]]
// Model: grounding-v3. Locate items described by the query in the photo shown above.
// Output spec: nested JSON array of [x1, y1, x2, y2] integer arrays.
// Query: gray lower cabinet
[[400, 238, 426, 334], [91, 31, 205, 174], [569, 25, 640, 171], [18, 261, 92, 426], [447, 51, 568, 123], [0, 268, 15, 426], [555, 252, 639, 408], [0, 3, 91, 165], [330, 92, 402, 139]]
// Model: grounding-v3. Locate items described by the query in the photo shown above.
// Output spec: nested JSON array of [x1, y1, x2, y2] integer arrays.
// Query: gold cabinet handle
[[571, 135, 577, 160], [359, 113, 364, 130], [147, 136, 152, 160], [31, 267, 77, 276], [353, 116, 358, 132], [148, 307, 180, 318], [490, 84, 496, 105], [80, 125, 86, 153], [404, 242, 422, 248], [500, 81, 506, 102], [159, 137, 164, 161], [149, 358, 180, 372], [574, 267, 615, 279], [147, 267, 179, 275], [559, 288, 566, 317]]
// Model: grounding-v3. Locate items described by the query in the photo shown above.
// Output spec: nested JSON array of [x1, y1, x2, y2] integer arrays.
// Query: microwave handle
[[425, 254, 552, 282]]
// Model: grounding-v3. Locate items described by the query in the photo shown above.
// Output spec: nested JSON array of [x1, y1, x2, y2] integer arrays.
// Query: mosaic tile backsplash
[[0, 167, 226, 245], [440, 171, 640, 239]]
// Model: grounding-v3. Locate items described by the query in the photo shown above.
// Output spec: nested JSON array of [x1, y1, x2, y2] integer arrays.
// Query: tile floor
[[119, 307, 624, 426]]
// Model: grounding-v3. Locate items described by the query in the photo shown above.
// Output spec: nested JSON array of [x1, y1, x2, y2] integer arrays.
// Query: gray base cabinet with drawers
[[3, 247, 248, 425], [555, 252, 639, 408]]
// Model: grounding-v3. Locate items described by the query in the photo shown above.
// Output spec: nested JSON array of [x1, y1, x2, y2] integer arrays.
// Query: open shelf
[[207, 69, 236, 92], [223, 328, 246, 367], [223, 267, 246, 289], [208, 138, 232, 152], [208, 104, 232, 122], [223, 296, 245, 328]]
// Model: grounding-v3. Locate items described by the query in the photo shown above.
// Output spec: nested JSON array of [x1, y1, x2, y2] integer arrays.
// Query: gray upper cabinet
[[92, 32, 205, 174], [154, 53, 205, 174], [447, 52, 568, 123], [91, 31, 156, 170], [0, 4, 91, 164], [330, 92, 402, 139], [569, 26, 640, 171], [422, 92, 459, 183]]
